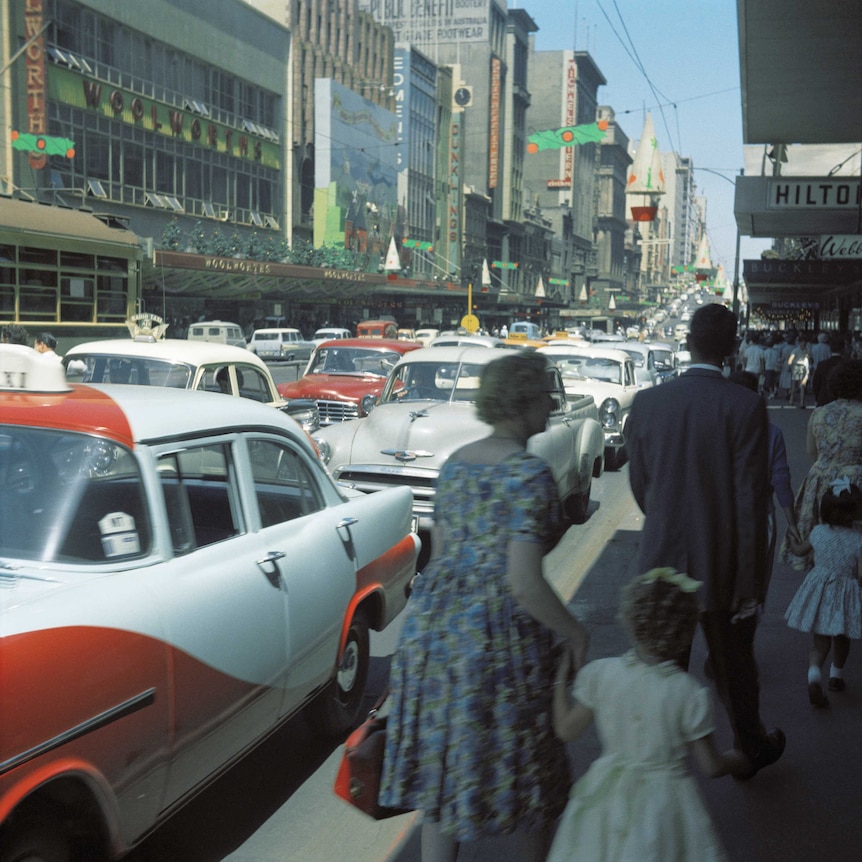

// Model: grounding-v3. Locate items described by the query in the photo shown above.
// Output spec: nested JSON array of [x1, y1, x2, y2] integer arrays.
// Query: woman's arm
[[806, 412, 818, 459], [507, 539, 589, 667], [689, 735, 749, 778], [552, 650, 593, 742]]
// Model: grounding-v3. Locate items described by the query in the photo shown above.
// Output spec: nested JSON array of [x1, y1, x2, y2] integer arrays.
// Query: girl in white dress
[[785, 478, 862, 707], [547, 568, 748, 862]]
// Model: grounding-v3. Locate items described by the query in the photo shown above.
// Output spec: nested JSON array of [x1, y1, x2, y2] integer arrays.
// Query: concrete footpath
[[383, 398, 862, 861]]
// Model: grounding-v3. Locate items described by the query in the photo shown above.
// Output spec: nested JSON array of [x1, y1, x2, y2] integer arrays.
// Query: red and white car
[[277, 338, 422, 425], [0, 345, 418, 860]]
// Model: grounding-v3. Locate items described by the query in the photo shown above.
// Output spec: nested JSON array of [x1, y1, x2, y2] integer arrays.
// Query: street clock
[[453, 86, 473, 107]]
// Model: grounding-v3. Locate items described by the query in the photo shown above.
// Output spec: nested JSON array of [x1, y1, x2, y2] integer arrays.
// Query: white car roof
[[394, 345, 509, 365], [539, 344, 631, 362], [251, 328, 301, 336], [66, 338, 268, 371]]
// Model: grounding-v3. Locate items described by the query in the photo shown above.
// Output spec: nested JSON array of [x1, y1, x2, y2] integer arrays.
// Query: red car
[[277, 338, 422, 425]]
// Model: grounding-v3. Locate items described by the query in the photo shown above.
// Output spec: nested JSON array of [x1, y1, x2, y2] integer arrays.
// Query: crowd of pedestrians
[[378, 308, 862, 862]]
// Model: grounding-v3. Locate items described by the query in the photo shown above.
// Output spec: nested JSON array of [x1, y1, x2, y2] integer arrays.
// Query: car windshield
[[382, 361, 486, 403], [0, 426, 150, 563], [308, 347, 400, 376], [622, 349, 646, 367], [70, 354, 193, 388], [551, 354, 622, 385]]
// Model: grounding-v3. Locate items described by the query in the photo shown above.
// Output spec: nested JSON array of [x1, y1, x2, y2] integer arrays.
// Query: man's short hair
[[689, 304, 737, 360]]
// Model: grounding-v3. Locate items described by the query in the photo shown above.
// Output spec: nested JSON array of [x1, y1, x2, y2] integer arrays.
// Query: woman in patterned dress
[[781, 359, 862, 571], [379, 352, 590, 862]]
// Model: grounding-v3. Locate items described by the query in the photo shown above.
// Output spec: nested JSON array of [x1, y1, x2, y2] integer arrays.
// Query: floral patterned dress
[[379, 451, 569, 841], [781, 398, 862, 571], [547, 654, 727, 862]]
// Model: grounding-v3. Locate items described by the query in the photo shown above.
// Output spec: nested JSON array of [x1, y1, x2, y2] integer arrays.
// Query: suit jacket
[[627, 367, 769, 612]]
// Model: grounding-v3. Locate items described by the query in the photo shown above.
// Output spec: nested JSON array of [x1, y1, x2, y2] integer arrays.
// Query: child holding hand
[[784, 477, 862, 707], [547, 568, 747, 862]]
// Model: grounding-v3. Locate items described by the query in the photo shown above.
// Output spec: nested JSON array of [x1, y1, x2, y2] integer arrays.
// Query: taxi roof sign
[[0, 345, 72, 392]]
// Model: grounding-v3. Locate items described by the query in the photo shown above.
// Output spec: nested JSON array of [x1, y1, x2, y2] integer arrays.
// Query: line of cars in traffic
[[1, 314, 690, 857]]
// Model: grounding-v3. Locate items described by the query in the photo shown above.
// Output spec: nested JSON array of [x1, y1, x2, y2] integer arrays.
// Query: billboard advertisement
[[314, 80, 399, 256]]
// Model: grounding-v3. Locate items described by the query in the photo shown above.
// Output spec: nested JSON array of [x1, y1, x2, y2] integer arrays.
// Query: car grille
[[317, 400, 360, 424], [335, 467, 437, 513]]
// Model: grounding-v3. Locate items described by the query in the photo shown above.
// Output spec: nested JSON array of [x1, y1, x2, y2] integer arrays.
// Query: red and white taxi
[[0, 345, 418, 860]]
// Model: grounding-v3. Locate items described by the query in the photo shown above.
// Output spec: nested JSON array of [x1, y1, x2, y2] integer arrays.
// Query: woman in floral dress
[[379, 352, 590, 862], [781, 359, 862, 571]]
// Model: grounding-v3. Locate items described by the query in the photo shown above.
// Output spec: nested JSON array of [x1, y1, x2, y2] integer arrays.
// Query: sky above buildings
[[523, 0, 771, 276]]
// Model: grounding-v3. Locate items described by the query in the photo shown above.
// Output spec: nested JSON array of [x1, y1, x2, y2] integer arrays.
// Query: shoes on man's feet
[[808, 681, 830, 707], [828, 677, 846, 692], [734, 727, 786, 781]]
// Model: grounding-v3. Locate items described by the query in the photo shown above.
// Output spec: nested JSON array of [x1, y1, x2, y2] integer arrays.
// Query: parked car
[[186, 319, 247, 348], [397, 328, 417, 341], [312, 327, 353, 346], [248, 327, 315, 362], [277, 338, 422, 425], [414, 327, 440, 346], [0, 344, 418, 861], [64, 318, 320, 432], [539, 344, 638, 470], [314, 346, 605, 529]]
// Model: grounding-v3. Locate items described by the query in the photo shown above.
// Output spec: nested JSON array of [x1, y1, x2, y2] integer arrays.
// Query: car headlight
[[280, 399, 320, 433], [313, 436, 332, 463], [599, 397, 621, 428], [360, 393, 378, 415]]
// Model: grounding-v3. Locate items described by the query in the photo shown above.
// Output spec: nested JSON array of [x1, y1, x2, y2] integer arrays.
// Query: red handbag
[[333, 693, 410, 820]]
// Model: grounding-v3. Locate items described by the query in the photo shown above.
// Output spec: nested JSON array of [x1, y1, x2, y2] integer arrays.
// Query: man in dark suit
[[627, 303, 785, 779]]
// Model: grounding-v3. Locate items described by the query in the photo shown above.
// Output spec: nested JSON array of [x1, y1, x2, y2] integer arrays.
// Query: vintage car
[[314, 346, 605, 530], [646, 341, 678, 382], [64, 319, 319, 433], [0, 345, 418, 861], [247, 327, 315, 362], [428, 332, 504, 348], [311, 326, 353, 346], [277, 338, 422, 426], [414, 327, 440, 346], [538, 344, 638, 470], [618, 342, 662, 389], [186, 319, 247, 348]]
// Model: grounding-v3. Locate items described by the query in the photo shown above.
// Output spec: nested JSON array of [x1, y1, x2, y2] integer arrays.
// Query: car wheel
[[306, 609, 370, 737], [0, 815, 72, 862], [564, 481, 591, 524]]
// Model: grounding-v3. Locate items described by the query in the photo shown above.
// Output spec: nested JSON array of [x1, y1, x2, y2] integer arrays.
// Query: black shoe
[[809, 681, 829, 708], [828, 677, 846, 692], [734, 728, 786, 781]]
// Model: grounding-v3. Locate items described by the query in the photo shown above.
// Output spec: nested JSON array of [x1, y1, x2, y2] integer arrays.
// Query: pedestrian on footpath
[[547, 568, 748, 862], [788, 339, 812, 408], [627, 303, 785, 780], [784, 479, 862, 708], [379, 352, 589, 862]]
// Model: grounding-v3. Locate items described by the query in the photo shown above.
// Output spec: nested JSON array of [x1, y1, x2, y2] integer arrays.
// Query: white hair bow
[[829, 475, 852, 496]]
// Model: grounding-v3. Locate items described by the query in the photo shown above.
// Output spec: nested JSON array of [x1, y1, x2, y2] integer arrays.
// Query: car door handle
[[337, 516, 359, 530], [256, 550, 286, 588]]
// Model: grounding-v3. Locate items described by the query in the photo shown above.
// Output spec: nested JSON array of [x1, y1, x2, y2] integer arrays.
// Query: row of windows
[[48, 105, 278, 216], [47, 0, 278, 127], [0, 248, 130, 324]]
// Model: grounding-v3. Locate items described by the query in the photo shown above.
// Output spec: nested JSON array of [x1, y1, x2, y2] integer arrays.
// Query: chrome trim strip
[[0, 688, 156, 776]]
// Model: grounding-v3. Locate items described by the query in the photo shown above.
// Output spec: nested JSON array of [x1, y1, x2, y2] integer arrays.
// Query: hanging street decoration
[[402, 238, 434, 251], [693, 234, 715, 283], [491, 260, 518, 269], [526, 119, 608, 154], [11, 130, 76, 159], [626, 113, 664, 222]]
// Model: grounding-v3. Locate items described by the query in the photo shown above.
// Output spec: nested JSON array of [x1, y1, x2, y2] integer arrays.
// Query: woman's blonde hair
[[475, 352, 548, 425], [619, 569, 701, 660]]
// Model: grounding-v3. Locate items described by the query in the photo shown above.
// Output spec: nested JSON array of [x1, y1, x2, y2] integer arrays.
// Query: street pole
[[732, 168, 743, 323]]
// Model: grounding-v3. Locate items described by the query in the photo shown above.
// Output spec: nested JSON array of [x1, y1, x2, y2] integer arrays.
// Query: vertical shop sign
[[488, 57, 501, 189], [24, 0, 47, 169], [562, 59, 576, 185], [447, 118, 462, 273]]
